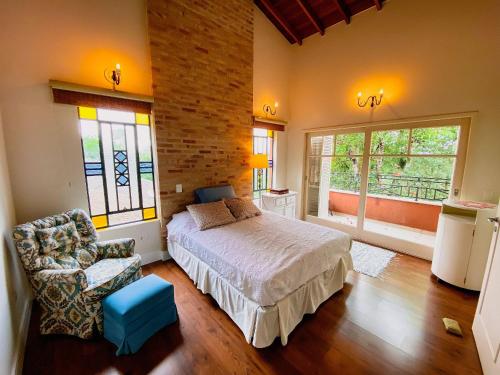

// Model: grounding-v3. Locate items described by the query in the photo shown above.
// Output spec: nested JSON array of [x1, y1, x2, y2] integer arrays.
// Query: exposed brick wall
[[147, 0, 254, 226]]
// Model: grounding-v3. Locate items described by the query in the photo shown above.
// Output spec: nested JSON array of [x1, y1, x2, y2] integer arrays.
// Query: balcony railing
[[330, 172, 451, 202]]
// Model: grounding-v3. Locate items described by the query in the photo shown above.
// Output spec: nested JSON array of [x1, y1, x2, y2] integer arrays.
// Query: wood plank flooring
[[22, 253, 482, 375]]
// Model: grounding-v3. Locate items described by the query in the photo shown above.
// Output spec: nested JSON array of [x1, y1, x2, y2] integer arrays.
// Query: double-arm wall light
[[263, 101, 279, 117], [357, 89, 384, 108], [104, 63, 121, 90]]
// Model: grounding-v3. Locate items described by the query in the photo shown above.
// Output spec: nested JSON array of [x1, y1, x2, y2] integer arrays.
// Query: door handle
[[488, 217, 499, 223]]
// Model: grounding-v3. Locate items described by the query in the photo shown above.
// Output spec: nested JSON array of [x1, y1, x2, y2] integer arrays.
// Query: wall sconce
[[357, 89, 383, 108], [263, 101, 279, 117], [104, 63, 121, 90]]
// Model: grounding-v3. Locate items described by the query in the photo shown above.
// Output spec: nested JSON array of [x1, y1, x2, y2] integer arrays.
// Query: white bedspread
[[167, 211, 352, 306]]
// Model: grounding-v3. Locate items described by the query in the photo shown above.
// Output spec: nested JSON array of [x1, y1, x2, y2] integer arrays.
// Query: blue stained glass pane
[[115, 151, 127, 162], [116, 163, 127, 173], [85, 162, 103, 176], [117, 175, 129, 186], [139, 162, 153, 173], [86, 163, 102, 169]]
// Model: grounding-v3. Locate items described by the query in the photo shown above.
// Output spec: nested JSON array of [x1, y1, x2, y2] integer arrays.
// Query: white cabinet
[[261, 191, 297, 218], [432, 199, 497, 291]]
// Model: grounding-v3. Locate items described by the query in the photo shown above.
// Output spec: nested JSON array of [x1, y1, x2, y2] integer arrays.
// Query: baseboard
[[11, 298, 32, 375], [140, 250, 169, 265]]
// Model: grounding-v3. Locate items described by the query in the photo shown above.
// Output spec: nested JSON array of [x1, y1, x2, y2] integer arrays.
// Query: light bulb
[[379, 89, 384, 95], [115, 63, 121, 71], [274, 101, 279, 108], [357, 92, 362, 98]]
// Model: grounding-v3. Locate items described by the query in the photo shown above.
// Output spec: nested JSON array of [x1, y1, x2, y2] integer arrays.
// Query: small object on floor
[[103, 274, 178, 355], [442, 317, 463, 337]]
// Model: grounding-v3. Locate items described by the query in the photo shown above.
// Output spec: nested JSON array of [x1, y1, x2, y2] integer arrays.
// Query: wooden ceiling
[[255, 0, 384, 45]]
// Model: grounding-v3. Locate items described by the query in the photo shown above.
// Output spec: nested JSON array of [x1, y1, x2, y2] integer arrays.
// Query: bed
[[167, 190, 352, 348]]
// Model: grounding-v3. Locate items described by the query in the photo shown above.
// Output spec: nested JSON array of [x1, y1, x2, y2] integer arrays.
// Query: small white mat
[[351, 241, 396, 278]]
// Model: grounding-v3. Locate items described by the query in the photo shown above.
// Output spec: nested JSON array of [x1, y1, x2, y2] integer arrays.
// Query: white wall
[[253, 7, 292, 188], [274, 0, 500, 215], [0, 109, 31, 375], [0, 0, 163, 260]]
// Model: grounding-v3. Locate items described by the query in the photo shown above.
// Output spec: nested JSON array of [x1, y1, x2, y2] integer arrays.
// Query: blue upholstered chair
[[12, 208, 142, 339]]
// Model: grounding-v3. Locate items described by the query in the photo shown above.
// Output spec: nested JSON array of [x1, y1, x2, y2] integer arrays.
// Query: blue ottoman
[[103, 274, 177, 355]]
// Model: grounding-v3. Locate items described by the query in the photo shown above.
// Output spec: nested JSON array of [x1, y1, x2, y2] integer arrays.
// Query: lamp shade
[[250, 154, 268, 169]]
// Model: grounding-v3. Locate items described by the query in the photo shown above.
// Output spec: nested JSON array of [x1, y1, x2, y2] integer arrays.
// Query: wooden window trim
[[253, 116, 286, 132], [50, 80, 153, 114]]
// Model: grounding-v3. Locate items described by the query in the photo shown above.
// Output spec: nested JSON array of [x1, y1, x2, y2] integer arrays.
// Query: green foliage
[[139, 152, 152, 162], [83, 137, 100, 161], [335, 133, 364, 155], [371, 129, 409, 154], [142, 173, 153, 182], [411, 126, 458, 155], [329, 126, 459, 201]]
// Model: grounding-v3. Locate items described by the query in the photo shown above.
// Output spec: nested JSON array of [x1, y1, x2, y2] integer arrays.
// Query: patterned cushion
[[67, 208, 98, 245], [84, 255, 142, 302], [32, 213, 72, 229], [50, 253, 81, 269], [36, 221, 81, 255], [224, 198, 261, 221], [73, 243, 99, 269], [187, 200, 236, 230]]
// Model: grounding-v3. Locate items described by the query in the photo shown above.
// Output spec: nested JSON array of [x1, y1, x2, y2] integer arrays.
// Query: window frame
[[304, 116, 471, 231], [78, 106, 158, 229]]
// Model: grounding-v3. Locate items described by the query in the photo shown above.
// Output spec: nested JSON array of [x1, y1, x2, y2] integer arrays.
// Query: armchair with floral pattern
[[12, 208, 142, 338]]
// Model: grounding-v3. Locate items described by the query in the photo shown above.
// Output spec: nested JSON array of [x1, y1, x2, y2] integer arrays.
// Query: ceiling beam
[[259, 0, 303, 45], [333, 0, 351, 24], [296, 0, 324, 35], [374, 0, 383, 10]]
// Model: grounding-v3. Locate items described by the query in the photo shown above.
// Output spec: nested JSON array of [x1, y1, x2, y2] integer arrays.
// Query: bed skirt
[[167, 239, 352, 348]]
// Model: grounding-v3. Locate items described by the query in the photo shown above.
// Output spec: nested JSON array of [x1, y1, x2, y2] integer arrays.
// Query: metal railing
[[330, 172, 450, 202]]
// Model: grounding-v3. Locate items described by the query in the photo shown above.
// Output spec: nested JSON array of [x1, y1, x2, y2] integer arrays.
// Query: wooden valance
[[253, 116, 287, 132], [50, 80, 153, 114]]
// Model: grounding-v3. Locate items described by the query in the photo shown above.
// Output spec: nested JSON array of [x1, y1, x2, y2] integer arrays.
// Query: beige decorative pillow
[[187, 200, 236, 230], [224, 198, 261, 221]]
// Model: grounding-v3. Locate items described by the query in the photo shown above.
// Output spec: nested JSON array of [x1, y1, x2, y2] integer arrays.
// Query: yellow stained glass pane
[[92, 215, 108, 229], [135, 113, 150, 125], [268, 130, 273, 138], [143, 207, 156, 220], [78, 106, 97, 120]]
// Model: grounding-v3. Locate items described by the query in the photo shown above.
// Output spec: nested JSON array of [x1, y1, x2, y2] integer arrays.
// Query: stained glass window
[[253, 128, 274, 199], [78, 107, 157, 229]]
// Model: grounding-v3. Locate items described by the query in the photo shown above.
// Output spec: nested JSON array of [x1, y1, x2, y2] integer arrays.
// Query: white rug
[[351, 241, 396, 278]]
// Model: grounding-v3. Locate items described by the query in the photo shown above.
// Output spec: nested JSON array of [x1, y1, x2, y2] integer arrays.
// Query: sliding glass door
[[305, 117, 470, 247], [307, 131, 365, 227]]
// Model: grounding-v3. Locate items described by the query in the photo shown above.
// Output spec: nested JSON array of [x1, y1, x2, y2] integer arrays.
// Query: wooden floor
[[23, 253, 482, 375]]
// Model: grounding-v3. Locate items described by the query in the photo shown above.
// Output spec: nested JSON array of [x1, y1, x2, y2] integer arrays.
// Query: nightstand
[[261, 191, 297, 218]]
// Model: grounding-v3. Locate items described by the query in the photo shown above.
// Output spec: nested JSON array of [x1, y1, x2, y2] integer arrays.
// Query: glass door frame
[[303, 115, 471, 241]]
